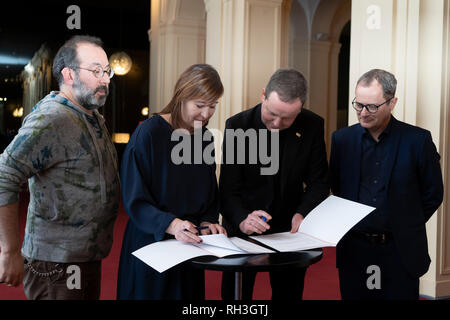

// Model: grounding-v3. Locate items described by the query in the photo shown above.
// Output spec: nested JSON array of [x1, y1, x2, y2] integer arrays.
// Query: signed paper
[[133, 196, 374, 272], [250, 196, 375, 252], [132, 234, 273, 273]]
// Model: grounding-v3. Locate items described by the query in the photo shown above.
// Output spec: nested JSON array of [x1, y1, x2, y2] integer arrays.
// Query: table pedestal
[[190, 249, 323, 300]]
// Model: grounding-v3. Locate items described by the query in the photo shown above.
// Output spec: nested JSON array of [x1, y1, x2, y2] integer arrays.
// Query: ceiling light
[[141, 107, 149, 116], [109, 52, 132, 76], [13, 107, 23, 118], [112, 133, 130, 144]]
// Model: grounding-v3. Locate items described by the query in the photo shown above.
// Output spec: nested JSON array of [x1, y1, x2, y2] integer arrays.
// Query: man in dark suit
[[219, 69, 329, 300], [330, 69, 443, 300]]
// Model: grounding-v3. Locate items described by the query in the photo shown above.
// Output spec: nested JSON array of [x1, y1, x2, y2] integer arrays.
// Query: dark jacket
[[330, 116, 444, 278], [219, 104, 329, 235]]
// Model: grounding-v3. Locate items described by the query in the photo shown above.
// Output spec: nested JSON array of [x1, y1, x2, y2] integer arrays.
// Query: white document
[[132, 233, 273, 273], [250, 195, 375, 252], [250, 232, 333, 252]]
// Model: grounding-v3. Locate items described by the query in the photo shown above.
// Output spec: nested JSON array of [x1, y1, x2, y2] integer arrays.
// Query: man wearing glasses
[[0, 35, 120, 299], [329, 69, 443, 299]]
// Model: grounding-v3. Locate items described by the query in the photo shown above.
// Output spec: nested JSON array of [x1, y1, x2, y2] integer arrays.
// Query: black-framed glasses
[[73, 65, 114, 79], [352, 97, 394, 114]]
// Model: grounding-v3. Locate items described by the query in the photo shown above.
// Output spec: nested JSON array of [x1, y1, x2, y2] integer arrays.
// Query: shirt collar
[[256, 103, 300, 134], [360, 115, 393, 141], [48, 91, 104, 125]]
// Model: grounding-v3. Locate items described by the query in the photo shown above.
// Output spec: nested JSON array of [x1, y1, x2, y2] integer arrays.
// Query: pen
[[184, 226, 210, 232], [262, 205, 270, 222]]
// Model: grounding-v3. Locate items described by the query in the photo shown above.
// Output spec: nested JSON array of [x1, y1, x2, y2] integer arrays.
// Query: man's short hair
[[52, 35, 104, 87], [357, 69, 397, 99], [264, 68, 308, 105]]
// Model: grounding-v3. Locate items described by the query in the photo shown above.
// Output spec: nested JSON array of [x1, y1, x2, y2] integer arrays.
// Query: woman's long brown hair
[[158, 64, 224, 130]]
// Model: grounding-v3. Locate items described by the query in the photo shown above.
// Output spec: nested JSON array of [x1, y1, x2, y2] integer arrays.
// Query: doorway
[[337, 21, 351, 130]]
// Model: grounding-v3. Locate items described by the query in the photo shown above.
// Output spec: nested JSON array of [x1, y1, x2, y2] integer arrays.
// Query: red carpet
[[0, 193, 341, 300]]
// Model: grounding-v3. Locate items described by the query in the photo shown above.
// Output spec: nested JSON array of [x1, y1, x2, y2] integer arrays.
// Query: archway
[[288, 0, 351, 152]]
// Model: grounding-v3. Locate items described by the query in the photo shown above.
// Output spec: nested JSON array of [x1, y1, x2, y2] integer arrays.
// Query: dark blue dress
[[117, 115, 219, 300]]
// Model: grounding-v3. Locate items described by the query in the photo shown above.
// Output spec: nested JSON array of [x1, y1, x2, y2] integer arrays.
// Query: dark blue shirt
[[354, 118, 393, 233]]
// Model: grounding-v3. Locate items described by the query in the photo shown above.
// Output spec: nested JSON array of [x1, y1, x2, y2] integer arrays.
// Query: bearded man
[[0, 35, 120, 300]]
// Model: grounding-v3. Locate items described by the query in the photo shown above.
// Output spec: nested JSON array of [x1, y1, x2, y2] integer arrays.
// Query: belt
[[349, 231, 392, 244]]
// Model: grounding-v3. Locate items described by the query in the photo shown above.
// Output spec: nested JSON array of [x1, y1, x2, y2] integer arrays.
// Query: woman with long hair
[[117, 64, 226, 299]]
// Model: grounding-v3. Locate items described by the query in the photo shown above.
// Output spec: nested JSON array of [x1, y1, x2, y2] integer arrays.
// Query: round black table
[[190, 248, 323, 300]]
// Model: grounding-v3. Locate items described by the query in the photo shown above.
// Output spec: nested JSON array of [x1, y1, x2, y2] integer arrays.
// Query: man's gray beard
[[73, 76, 109, 110]]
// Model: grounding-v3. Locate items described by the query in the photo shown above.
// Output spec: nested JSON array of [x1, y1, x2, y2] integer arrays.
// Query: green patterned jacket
[[0, 92, 120, 262]]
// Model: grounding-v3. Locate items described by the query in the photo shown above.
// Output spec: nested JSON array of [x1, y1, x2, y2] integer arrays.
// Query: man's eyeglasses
[[73, 65, 114, 79], [352, 97, 394, 114]]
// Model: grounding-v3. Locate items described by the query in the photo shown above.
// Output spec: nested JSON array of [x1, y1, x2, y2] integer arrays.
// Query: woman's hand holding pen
[[166, 218, 202, 243], [239, 210, 272, 235], [199, 222, 228, 237]]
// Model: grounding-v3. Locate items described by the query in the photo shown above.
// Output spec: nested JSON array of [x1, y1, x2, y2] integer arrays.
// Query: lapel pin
[[296, 132, 301, 138]]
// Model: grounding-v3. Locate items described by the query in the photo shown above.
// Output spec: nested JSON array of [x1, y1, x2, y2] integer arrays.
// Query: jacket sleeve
[[218, 119, 250, 229], [120, 126, 176, 241], [295, 117, 330, 217], [199, 132, 220, 224], [199, 171, 220, 224], [0, 111, 64, 207], [418, 131, 443, 222]]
